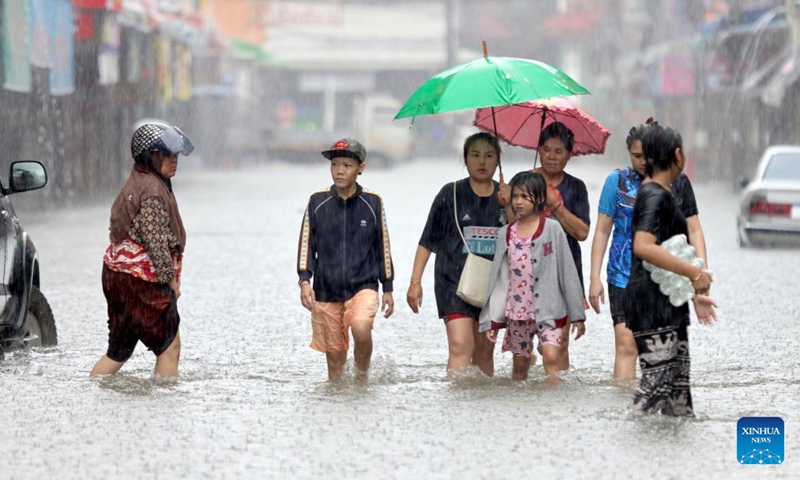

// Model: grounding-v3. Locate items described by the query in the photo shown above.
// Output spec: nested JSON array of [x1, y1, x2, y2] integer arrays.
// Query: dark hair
[[463, 132, 501, 162], [625, 117, 657, 149], [538, 121, 574, 153], [508, 171, 547, 214], [641, 124, 683, 177], [134, 146, 171, 167]]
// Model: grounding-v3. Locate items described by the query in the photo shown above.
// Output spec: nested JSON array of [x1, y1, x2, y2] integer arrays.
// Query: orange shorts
[[310, 289, 379, 353]]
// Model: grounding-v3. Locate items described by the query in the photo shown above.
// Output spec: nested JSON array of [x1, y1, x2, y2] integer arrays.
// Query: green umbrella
[[394, 44, 590, 120]]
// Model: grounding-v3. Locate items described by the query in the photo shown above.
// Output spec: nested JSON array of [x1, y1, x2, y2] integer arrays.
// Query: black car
[[0, 161, 56, 359]]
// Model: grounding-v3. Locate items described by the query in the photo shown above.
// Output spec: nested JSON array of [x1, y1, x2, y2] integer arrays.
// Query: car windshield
[[763, 153, 800, 181]]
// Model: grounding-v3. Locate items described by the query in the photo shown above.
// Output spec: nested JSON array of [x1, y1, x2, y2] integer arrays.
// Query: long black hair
[[508, 171, 547, 214], [641, 124, 683, 177]]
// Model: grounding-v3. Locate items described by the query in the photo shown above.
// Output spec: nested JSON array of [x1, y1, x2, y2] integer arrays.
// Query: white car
[[738, 145, 800, 247]]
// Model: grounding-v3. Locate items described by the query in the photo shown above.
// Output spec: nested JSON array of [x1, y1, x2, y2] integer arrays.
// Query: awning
[[120, 0, 154, 32]]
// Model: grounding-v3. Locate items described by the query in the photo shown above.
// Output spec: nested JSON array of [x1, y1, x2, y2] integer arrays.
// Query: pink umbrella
[[473, 97, 611, 156]]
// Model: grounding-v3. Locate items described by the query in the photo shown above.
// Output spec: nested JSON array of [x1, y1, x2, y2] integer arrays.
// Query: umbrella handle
[[498, 171, 507, 206]]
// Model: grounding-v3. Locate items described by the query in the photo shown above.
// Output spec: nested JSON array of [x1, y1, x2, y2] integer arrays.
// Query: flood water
[[3, 157, 798, 479]]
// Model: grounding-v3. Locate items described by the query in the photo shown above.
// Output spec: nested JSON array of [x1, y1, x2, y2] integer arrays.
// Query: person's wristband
[[690, 271, 702, 283], [298, 279, 310, 287], [409, 279, 421, 285]]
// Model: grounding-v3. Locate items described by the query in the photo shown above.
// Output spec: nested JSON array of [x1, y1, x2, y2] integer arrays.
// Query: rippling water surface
[[3, 158, 798, 479]]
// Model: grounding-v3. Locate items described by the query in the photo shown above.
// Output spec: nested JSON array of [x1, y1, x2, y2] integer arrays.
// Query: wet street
[[3, 156, 799, 479]]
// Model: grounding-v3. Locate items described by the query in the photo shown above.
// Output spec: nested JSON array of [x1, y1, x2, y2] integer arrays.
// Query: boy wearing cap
[[297, 138, 395, 382]]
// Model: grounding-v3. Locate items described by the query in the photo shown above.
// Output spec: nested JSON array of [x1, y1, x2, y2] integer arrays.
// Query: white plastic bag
[[643, 234, 711, 307]]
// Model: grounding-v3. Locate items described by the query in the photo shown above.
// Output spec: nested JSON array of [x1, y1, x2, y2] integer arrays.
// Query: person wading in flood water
[[480, 171, 586, 383], [297, 138, 395, 382], [507, 122, 591, 373], [588, 119, 708, 381], [90, 123, 194, 378], [624, 123, 718, 416], [406, 132, 506, 377]]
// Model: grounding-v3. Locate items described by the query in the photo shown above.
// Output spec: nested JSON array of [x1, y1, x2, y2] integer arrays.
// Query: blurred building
[[262, 0, 482, 159], [2, 0, 798, 205], [0, 0, 278, 203]]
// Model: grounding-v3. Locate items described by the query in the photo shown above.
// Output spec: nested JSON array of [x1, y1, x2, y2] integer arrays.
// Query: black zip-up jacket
[[297, 184, 394, 302]]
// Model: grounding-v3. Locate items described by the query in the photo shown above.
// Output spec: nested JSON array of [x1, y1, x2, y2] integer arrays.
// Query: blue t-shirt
[[598, 168, 700, 288], [598, 168, 639, 288]]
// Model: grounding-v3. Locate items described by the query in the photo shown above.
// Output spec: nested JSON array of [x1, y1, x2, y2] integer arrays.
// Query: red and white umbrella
[[473, 97, 611, 156]]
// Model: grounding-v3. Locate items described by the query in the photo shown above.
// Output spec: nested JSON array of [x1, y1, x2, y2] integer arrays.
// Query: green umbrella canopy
[[395, 55, 590, 120]]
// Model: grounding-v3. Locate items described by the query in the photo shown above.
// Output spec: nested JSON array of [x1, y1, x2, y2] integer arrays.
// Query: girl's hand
[[690, 270, 712, 295], [692, 295, 718, 325], [406, 283, 423, 314], [588, 280, 604, 314], [572, 321, 586, 340], [486, 330, 498, 343]]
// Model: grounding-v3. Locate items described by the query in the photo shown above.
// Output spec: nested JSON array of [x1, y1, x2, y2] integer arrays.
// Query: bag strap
[[453, 181, 471, 253]]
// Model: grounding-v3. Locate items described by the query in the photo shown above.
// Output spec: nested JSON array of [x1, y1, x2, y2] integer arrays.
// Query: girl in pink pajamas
[[479, 171, 586, 382]]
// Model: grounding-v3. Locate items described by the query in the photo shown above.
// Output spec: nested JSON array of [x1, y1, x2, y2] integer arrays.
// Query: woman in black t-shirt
[[406, 132, 506, 377], [624, 124, 717, 416]]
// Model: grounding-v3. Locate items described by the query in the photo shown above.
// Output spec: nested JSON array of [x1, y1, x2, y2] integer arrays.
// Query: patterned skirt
[[631, 325, 694, 417]]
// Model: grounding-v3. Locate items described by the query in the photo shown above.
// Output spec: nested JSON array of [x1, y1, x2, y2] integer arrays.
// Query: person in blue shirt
[[587, 119, 708, 380]]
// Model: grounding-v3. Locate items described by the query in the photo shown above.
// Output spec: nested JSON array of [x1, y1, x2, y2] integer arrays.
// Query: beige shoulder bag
[[453, 182, 493, 308]]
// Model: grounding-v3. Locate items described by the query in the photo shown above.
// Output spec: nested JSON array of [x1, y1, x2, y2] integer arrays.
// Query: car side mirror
[[9, 161, 47, 193], [738, 176, 749, 189]]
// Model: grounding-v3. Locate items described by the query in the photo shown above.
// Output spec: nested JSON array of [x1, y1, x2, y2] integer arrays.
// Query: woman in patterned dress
[[90, 123, 193, 378]]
